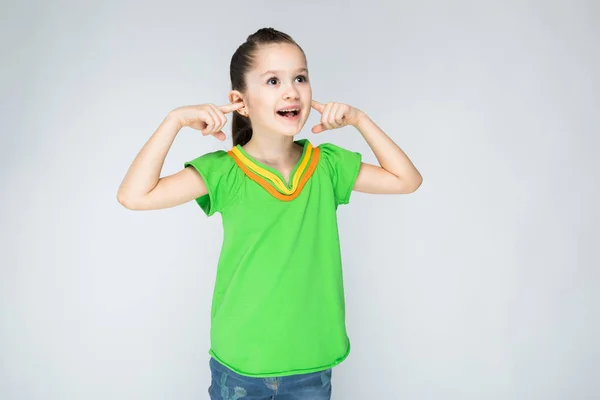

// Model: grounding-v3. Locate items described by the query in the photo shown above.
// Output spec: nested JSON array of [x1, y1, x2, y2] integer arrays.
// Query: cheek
[[251, 92, 276, 116], [303, 86, 312, 102], [245, 98, 262, 118], [303, 86, 312, 107], [247, 101, 271, 123]]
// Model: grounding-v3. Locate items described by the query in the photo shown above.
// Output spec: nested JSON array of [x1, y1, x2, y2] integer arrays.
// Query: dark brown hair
[[230, 28, 306, 147]]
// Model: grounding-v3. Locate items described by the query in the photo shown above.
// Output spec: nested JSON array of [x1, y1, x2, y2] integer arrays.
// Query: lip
[[276, 104, 302, 112]]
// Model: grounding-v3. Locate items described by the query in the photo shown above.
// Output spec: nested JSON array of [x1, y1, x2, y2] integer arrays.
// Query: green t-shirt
[[184, 138, 362, 377]]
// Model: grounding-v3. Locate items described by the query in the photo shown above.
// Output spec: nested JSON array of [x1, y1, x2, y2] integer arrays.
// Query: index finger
[[218, 102, 244, 114], [311, 100, 324, 113]]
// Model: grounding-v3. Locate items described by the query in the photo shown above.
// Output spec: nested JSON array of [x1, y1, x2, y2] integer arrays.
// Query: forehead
[[250, 43, 307, 76]]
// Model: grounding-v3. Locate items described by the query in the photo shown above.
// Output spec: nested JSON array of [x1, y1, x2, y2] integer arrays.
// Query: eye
[[267, 77, 279, 85], [296, 75, 308, 83]]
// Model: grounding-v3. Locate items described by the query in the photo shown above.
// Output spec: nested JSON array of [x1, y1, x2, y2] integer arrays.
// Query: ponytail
[[232, 111, 252, 147]]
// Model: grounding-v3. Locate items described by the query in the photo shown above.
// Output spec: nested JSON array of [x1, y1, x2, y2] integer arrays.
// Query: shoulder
[[183, 149, 243, 216], [184, 149, 243, 180], [184, 149, 235, 170], [317, 142, 362, 158], [183, 149, 243, 192], [317, 142, 362, 171]]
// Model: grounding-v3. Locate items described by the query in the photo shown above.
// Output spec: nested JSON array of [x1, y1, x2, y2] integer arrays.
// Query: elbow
[[410, 175, 423, 192], [117, 191, 141, 210], [398, 175, 422, 194]]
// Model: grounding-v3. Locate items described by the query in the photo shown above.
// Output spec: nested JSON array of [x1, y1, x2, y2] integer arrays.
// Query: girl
[[118, 28, 422, 400]]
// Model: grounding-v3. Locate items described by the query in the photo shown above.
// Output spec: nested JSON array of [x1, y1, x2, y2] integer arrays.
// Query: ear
[[228, 90, 247, 116]]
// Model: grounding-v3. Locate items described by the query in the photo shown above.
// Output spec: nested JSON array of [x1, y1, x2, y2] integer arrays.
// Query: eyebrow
[[260, 68, 308, 77]]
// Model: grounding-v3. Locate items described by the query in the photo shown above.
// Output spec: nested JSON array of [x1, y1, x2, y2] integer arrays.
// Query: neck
[[242, 134, 300, 166]]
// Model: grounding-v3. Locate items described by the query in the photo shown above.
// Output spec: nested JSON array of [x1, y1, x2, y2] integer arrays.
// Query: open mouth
[[276, 109, 300, 120]]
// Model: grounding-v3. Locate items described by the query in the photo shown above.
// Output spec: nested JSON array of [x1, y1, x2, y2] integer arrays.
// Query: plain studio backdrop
[[1, 0, 598, 399]]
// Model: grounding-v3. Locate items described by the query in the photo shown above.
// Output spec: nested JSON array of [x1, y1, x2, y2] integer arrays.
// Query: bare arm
[[116, 112, 208, 210], [352, 113, 423, 194], [310, 100, 422, 194], [117, 102, 242, 211]]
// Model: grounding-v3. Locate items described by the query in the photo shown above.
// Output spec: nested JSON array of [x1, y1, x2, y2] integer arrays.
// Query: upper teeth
[[280, 109, 298, 112]]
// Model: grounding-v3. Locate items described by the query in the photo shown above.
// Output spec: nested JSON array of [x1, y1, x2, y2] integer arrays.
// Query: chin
[[281, 128, 301, 137], [271, 122, 307, 137]]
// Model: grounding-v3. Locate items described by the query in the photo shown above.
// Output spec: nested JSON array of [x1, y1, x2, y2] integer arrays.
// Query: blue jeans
[[208, 357, 333, 400]]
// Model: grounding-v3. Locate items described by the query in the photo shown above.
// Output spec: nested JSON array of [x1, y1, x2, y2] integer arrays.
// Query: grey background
[[1, 0, 598, 399]]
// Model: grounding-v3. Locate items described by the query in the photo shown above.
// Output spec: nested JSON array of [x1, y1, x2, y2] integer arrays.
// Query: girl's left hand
[[310, 100, 364, 134]]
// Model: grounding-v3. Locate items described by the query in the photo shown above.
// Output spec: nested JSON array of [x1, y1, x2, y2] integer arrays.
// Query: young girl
[[118, 27, 422, 400]]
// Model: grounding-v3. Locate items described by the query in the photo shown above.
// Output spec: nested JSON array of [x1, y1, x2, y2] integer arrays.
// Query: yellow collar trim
[[230, 142, 313, 195]]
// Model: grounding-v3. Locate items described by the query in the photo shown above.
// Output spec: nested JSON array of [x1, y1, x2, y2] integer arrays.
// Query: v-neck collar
[[228, 139, 321, 202], [235, 139, 309, 189]]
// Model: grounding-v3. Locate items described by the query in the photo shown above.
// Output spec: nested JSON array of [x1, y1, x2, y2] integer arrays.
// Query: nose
[[283, 83, 300, 100]]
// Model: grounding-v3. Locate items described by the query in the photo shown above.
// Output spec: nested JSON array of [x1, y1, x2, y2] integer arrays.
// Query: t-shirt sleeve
[[319, 142, 363, 206], [183, 150, 240, 216]]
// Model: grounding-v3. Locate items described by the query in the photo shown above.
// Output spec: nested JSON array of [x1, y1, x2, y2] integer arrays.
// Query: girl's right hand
[[171, 102, 244, 141]]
